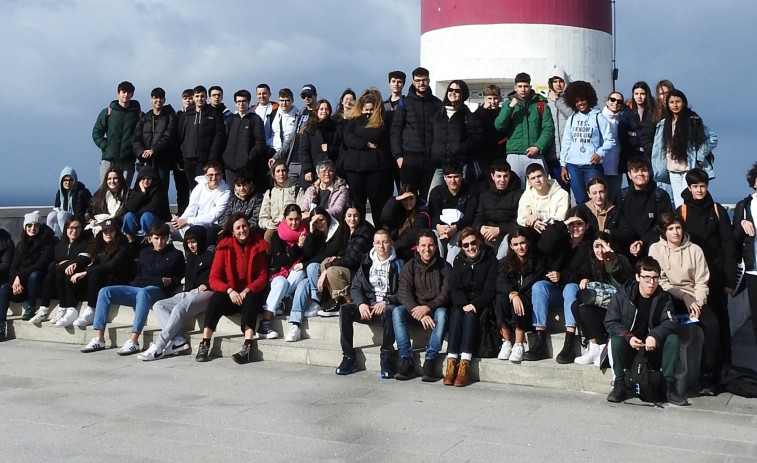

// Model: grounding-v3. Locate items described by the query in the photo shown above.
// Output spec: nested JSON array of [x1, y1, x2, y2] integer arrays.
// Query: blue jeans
[[531, 281, 578, 329], [565, 163, 604, 204], [392, 306, 447, 361], [265, 270, 305, 314], [0, 271, 43, 323], [122, 211, 160, 236], [290, 263, 321, 325], [93, 285, 165, 333]]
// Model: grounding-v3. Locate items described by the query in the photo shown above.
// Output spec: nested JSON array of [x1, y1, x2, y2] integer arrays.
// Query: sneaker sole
[[117, 348, 140, 356], [335, 367, 358, 375], [137, 353, 162, 361], [81, 345, 105, 353], [165, 343, 191, 356]]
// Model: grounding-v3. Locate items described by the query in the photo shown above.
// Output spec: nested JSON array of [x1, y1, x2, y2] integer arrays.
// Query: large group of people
[[0, 68, 752, 407]]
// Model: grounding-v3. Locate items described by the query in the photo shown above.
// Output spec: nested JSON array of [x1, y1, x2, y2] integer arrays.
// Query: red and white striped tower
[[420, 0, 613, 103]]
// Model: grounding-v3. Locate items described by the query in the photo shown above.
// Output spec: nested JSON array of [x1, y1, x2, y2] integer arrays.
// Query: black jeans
[[571, 301, 609, 345], [204, 291, 262, 333], [495, 294, 533, 332], [400, 154, 434, 200], [447, 306, 481, 355], [672, 299, 720, 377], [338, 302, 395, 357], [345, 171, 393, 229]]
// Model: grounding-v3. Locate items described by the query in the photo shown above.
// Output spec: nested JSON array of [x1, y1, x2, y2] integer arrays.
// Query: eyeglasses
[[639, 275, 660, 283], [413, 78, 430, 84], [461, 240, 478, 249], [301, 94, 314, 99], [448, 88, 462, 94], [67, 226, 82, 230], [607, 97, 622, 104]]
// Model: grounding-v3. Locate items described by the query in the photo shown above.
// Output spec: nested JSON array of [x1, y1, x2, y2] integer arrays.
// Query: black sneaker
[[317, 297, 343, 317], [395, 357, 415, 381], [257, 320, 279, 339], [21, 305, 35, 321], [380, 355, 395, 379], [195, 341, 210, 362], [607, 379, 627, 403], [232, 343, 253, 365], [523, 331, 550, 361], [335, 355, 358, 375], [422, 358, 438, 382], [666, 380, 690, 406]]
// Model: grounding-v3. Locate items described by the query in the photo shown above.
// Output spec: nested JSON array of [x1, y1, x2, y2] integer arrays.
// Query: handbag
[[629, 349, 666, 404], [579, 282, 617, 309]]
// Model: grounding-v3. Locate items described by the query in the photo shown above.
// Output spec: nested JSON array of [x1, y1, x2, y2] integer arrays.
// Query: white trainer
[[509, 343, 525, 363], [56, 308, 79, 327], [72, 306, 95, 327], [574, 342, 600, 365], [137, 343, 163, 361], [116, 339, 140, 356], [50, 306, 66, 324], [81, 337, 105, 353], [285, 325, 301, 342], [594, 344, 607, 367], [497, 340, 513, 360], [163, 339, 190, 356], [29, 306, 50, 324]]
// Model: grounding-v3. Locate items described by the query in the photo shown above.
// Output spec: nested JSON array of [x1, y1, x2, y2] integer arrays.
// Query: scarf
[[270, 220, 308, 280]]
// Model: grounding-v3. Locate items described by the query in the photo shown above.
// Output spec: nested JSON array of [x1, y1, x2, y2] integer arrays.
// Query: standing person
[[601, 91, 636, 202], [443, 227, 498, 387], [81, 223, 185, 355], [334, 229, 401, 378], [92, 81, 142, 186], [390, 67, 441, 199], [603, 256, 687, 406], [428, 79, 483, 192], [86, 167, 127, 234], [342, 88, 394, 227], [208, 86, 231, 121], [494, 72, 555, 183], [132, 87, 177, 194], [559, 81, 614, 204], [46, 166, 92, 237], [278, 84, 319, 185], [651, 90, 717, 208], [0, 228, 13, 340], [333, 89, 356, 122], [678, 168, 735, 367], [252, 83, 278, 148], [299, 100, 338, 185], [0, 212, 55, 336], [138, 226, 215, 361], [627, 81, 656, 156], [640, 80, 675, 165], [733, 162, 757, 342], [223, 89, 267, 187], [545, 68, 572, 190], [172, 89, 194, 214], [121, 166, 171, 241], [383, 71, 405, 113], [178, 86, 226, 189], [269, 89, 298, 170], [473, 84, 508, 178], [196, 214, 269, 364], [394, 230, 450, 381]]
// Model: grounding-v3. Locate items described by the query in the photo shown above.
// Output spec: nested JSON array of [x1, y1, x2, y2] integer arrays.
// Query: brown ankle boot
[[443, 357, 458, 386], [454, 359, 471, 387]]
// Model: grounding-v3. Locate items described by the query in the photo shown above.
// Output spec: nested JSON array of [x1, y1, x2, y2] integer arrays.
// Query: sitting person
[[216, 171, 263, 233], [46, 166, 91, 237], [428, 160, 479, 263], [196, 214, 269, 364], [31, 216, 91, 323], [259, 160, 303, 242], [138, 226, 215, 361], [0, 212, 56, 338], [473, 159, 522, 259], [298, 160, 349, 222], [578, 177, 619, 236], [443, 227, 497, 387], [316, 201, 375, 316], [169, 161, 230, 241], [380, 184, 430, 261], [335, 228, 401, 378], [604, 256, 687, 405], [285, 207, 347, 342], [648, 212, 720, 395], [86, 167, 127, 234], [122, 166, 171, 241], [81, 223, 185, 355], [517, 162, 570, 235], [394, 230, 450, 381], [495, 227, 546, 363], [571, 232, 633, 366]]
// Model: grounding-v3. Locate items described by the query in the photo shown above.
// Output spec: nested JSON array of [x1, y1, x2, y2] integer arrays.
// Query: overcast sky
[[0, 0, 753, 206]]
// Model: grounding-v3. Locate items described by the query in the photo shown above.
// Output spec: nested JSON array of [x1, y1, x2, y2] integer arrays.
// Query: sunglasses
[[448, 88, 462, 94], [607, 97, 623, 104], [461, 240, 477, 249]]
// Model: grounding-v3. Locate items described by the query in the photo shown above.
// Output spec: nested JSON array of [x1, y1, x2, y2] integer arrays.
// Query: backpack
[[680, 203, 720, 221], [629, 349, 666, 404], [497, 100, 546, 145], [720, 364, 757, 398], [476, 306, 502, 358]]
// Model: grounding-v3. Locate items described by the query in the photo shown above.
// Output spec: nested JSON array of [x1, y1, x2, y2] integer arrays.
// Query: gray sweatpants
[[152, 288, 213, 351]]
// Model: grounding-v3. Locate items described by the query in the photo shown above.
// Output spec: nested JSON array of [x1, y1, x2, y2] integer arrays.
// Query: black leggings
[[448, 307, 481, 355], [338, 303, 395, 356], [203, 291, 262, 333], [672, 299, 720, 377], [345, 171, 393, 229], [571, 301, 608, 345], [41, 266, 87, 308]]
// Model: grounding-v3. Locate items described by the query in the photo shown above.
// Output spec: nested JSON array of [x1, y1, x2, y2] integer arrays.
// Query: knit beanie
[[23, 210, 41, 227]]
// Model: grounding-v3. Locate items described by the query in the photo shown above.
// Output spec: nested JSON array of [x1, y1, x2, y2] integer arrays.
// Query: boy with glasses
[[169, 161, 230, 241]]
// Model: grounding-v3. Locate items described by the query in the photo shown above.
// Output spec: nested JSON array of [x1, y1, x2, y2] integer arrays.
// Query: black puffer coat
[[10, 225, 57, 283], [450, 245, 498, 310]]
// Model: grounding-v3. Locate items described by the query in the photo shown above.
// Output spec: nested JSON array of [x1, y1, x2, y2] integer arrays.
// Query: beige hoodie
[[517, 179, 570, 226], [648, 235, 710, 305]]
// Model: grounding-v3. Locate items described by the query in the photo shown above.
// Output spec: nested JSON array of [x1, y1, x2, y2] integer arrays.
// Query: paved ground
[[1, 340, 756, 463]]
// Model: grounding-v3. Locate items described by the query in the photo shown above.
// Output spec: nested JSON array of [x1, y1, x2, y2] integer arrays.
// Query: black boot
[[607, 379, 627, 403], [422, 358, 438, 382], [524, 331, 550, 361], [395, 357, 415, 381], [666, 380, 689, 406], [556, 332, 577, 364]]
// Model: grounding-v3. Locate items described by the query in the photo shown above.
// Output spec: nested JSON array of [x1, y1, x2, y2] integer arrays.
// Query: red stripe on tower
[[421, 0, 612, 35]]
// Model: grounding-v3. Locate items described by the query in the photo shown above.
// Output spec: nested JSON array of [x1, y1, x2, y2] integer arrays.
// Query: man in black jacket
[[428, 160, 479, 263], [132, 87, 177, 194], [473, 159, 523, 259], [604, 256, 687, 405], [222, 89, 267, 187], [179, 85, 226, 189], [391, 67, 441, 199], [472, 84, 507, 178]]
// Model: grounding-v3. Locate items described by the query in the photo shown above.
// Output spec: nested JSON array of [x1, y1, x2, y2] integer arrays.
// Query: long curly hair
[[661, 90, 707, 164], [87, 228, 126, 261]]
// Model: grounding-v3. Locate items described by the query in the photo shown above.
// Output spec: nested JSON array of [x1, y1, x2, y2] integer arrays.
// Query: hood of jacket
[[368, 246, 397, 266], [136, 165, 159, 183], [108, 99, 141, 114], [183, 225, 209, 254]]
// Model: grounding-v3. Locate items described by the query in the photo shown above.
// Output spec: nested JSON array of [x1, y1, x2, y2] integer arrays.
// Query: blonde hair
[[347, 88, 385, 128]]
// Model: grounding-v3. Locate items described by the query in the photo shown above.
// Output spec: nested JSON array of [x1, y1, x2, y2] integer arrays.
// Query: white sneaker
[[56, 308, 79, 327], [116, 339, 140, 356], [285, 325, 301, 342], [81, 337, 106, 353], [72, 306, 95, 327], [51, 306, 66, 324], [303, 300, 321, 318], [497, 340, 513, 360], [594, 344, 607, 367], [29, 306, 50, 324], [163, 338, 190, 356], [509, 343, 525, 363], [574, 342, 600, 365], [137, 343, 163, 361]]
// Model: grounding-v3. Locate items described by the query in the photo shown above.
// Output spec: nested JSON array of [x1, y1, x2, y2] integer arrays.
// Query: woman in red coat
[[196, 213, 269, 364]]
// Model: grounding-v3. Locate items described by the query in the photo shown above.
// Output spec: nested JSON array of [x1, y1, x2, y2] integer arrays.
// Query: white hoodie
[[368, 247, 397, 302], [516, 179, 570, 226], [181, 175, 231, 226]]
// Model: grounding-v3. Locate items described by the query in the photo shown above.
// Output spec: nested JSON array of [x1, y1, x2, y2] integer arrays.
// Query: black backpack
[[720, 364, 757, 398], [477, 306, 502, 358], [629, 349, 666, 404]]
